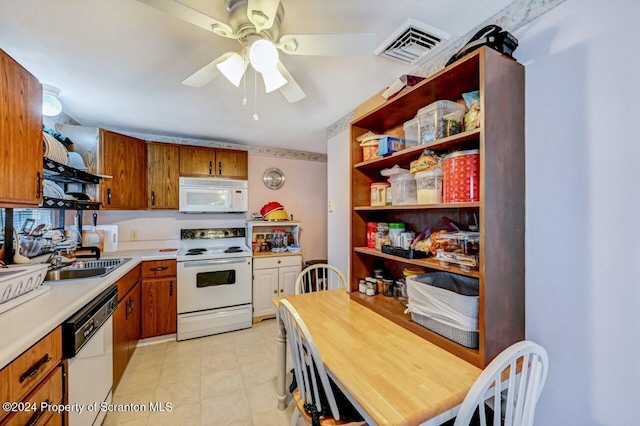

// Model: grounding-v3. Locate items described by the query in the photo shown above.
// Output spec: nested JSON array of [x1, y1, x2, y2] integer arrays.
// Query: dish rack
[[0, 264, 50, 314]]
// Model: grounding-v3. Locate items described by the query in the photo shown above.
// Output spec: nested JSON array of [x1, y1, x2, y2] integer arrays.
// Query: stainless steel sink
[[45, 258, 131, 281]]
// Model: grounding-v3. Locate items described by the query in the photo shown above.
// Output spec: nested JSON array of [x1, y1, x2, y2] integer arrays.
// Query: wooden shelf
[[354, 202, 479, 211], [354, 247, 480, 278], [349, 48, 525, 368], [354, 129, 481, 171], [252, 251, 303, 258], [349, 292, 481, 365], [247, 220, 301, 225]]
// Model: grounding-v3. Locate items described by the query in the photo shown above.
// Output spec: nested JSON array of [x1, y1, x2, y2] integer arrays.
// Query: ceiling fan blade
[[247, 0, 280, 32], [182, 52, 234, 87], [276, 61, 305, 103], [278, 33, 376, 56], [135, 0, 234, 38]]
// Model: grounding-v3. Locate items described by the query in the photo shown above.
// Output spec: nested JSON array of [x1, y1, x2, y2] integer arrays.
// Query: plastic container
[[417, 100, 466, 143], [406, 272, 480, 348], [375, 223, 390, 251], [366, 222, 378, 249], [370, 182, 390, 207], [403, 117, 419, 142], [443, 111, 464, 137], [389, 173, 417, 205], [388, 222, 406, 247], [415, 167, 443, 204], [442, 149, 480, 203]]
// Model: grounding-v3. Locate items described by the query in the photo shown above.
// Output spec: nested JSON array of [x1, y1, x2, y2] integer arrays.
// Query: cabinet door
[[147, 143, 179, 209], [127, 282, 142, 359], [215, 148, 248, 179], [179, 145, 215, 176], [99, 129, 147, 210], [0, 49, 42, 207], [279, 265, 301, 297], [141, 277, 177, 338], [112, 298, 128, 390], [253, 268, 279, 318]]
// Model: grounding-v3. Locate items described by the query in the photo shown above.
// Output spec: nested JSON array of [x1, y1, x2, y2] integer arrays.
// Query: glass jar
[[365, 282, 376, 296], [382, 279, 394, 297], [374, 223, 390, 251], [358, 279, 367, 293]]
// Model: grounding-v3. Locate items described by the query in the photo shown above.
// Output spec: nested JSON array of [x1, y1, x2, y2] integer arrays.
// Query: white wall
[[326, 129, 351, 278], [516, 1, 640, 424]]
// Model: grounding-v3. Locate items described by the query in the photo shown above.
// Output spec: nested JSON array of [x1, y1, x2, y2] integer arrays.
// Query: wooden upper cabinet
[[0, 49, 43, 207], [179, 145, 247, 179], [147, 142, 179, 209], [98, 129, 147, 210]]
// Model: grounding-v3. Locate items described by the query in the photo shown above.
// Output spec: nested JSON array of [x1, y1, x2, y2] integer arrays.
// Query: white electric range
[[176, 228, 253, 341]]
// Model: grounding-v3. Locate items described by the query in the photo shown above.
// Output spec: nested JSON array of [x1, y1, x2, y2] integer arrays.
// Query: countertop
[[0, 248, 178, 370]]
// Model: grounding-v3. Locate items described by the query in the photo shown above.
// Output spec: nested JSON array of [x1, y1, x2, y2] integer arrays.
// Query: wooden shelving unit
[[349, 47, 525, 368]]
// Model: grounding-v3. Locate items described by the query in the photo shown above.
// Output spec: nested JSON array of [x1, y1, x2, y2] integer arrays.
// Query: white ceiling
[[0, 0, 513, 153]]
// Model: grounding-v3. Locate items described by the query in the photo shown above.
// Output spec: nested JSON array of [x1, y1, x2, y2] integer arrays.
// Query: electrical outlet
[[328, 200, 335, 212], [130, 230, 139, 241]]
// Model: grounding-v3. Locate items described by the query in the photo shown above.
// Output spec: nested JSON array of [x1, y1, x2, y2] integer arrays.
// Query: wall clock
[[263, 168, 285, 190]]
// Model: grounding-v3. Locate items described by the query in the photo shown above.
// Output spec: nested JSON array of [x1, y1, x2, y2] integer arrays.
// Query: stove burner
[[187, 248, 206, 253], [225, 246, 243, 253]]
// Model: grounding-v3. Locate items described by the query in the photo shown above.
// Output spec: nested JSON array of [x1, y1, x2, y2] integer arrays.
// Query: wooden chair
[[453, 340, 549, 426], [294, 264, 346, 295], [278, 300, 364, 426]]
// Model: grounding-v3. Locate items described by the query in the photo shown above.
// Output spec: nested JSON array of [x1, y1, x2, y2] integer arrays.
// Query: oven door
[[177, 257, 252, 313]]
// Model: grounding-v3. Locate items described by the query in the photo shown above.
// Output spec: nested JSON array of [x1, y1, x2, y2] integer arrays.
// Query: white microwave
[[179, 177, 248, 213]]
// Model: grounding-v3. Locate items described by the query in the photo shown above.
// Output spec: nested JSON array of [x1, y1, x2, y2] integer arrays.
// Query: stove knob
[[199, 231, 205, 238], [224, 230, 230, 236]]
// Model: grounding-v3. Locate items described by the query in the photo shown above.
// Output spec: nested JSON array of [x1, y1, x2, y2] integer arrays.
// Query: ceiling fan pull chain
[[253, 68, 259, 121]]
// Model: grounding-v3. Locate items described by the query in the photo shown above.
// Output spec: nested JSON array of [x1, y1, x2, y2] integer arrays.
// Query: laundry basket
[[406, 272, 479, 348]]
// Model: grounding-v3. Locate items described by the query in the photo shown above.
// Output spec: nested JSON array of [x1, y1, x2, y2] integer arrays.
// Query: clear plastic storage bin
[[403, 117, 419, 143], [415, 167, 443, 204], [389, 173, 417, 205], [406, 272, 479, 348], [417, 100, 466, 143]]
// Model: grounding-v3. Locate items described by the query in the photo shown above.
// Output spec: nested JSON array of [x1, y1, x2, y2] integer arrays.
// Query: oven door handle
[[180, 258, 249, 268]]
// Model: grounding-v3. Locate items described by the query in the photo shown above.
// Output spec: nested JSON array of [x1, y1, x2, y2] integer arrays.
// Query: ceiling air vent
[[375, 19, 451, 65]]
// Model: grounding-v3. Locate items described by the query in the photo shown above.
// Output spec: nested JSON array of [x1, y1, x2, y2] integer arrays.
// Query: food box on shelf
[[378, 137, 418, 157]]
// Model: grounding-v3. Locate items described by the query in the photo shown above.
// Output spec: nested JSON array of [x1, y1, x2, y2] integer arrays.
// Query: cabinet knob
[[280, 289, 284, 293], [209, 161, 213, 175], [273, 290, 278, 294], [151, 190, 155, 206], [218, 161, 222, 175], [107, 188, 112, 205], [277, 260, 281, 264]]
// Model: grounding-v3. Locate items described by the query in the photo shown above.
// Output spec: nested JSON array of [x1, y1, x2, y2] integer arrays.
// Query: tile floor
[[104, 319, 297, 426]]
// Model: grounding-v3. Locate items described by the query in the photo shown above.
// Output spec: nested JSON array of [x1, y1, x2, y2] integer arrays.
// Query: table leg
[[276, 311, 288, 410]]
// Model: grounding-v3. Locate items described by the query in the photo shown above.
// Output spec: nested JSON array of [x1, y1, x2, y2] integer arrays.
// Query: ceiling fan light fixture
[[261, 68, 288, 93], [216, 52, 247, 87], [42, 84, 62, 116], [249, 39, 279, 73]]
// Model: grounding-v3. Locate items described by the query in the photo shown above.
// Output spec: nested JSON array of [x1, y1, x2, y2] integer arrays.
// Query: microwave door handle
[[181, 259, 248, 268]]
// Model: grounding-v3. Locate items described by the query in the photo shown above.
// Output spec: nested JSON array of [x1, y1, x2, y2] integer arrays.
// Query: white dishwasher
[[62, 285, 118, 426]]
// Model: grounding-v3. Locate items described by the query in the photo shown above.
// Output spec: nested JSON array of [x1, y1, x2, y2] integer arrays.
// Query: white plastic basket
[[0, 264, 48, 305], [406, 272, 479, 348]]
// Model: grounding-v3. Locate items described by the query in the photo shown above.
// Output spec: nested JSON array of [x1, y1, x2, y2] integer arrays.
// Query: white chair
[[294, 264, 347, 295], [454, 340, 549, 426], [278, 300, 364, 426]]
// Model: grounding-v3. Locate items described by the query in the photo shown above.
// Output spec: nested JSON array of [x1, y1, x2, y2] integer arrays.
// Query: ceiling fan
[[136, 0, 376, 103]]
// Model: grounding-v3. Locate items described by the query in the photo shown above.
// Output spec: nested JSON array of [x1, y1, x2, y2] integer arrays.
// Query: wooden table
[[273, 289, 482, 426]]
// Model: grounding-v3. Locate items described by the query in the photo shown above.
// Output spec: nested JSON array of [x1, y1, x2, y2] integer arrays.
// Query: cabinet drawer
[[141, 260, 177, 278], [117, 265, 141, 302], [3, 365, 63, 426], [5, 327, 62, 405], [253, 255, 301, 270]]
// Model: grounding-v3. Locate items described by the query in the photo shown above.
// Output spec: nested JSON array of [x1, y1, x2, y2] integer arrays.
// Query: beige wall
[[247, 154, 327, 262]]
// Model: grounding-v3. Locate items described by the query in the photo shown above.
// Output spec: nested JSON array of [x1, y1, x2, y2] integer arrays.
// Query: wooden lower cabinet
[[141, 277, 177, 338], [113, 266, 142, 390], [141, 260, 177, 338], [0, 328, 64, 425]]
